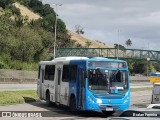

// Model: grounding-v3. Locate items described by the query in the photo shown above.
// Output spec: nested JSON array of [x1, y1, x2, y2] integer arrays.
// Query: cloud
[[42, 0, 160, 50]]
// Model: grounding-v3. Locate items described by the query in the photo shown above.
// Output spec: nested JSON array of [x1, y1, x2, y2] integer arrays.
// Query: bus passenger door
[[78, 69, 85, 109], [55, 65, 62, 103], [38, 68, 45, 99]]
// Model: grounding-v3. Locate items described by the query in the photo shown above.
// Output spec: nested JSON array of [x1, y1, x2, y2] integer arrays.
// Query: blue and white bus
[[37, 57, 130, 115]]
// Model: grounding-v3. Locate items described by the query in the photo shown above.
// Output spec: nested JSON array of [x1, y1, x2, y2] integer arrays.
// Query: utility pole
[[147, 57, 150, 76], [117, 29, 121, 59], [53, 4, 62, 59]]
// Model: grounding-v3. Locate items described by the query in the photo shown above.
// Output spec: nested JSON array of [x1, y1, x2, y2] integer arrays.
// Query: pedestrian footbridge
[[56, 48, 160, 61]]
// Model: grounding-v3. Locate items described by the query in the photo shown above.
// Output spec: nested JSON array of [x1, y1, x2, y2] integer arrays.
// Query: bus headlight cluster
[[96, 99, 102, 104]]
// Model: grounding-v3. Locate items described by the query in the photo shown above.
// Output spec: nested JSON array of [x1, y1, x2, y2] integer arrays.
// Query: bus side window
[[70, 65, 77, 82], [62, 65, 78, 82], [49, 65, 55, 80], [44, 65, 55, 80], [58, 69, 61, 85], [62, 65, 70, 82], [44, 66, 48, 80]]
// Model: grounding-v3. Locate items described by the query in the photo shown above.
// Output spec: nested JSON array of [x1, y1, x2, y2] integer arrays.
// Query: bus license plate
[[106, 107, 113, 111]]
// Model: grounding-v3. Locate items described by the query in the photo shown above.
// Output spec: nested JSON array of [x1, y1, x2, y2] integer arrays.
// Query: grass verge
[[0, 90, 39, 106], [131, 87, 153, 92], [0, 88, 152, 106]]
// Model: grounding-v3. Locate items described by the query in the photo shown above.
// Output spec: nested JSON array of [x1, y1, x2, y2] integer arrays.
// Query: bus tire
[[69, 97, 76, 112], [102, 111, 115, 116], [46, 91, 52, 107]]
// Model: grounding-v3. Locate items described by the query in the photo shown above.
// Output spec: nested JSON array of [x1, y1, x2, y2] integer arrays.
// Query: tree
[[28, 0, 43, 9], [125, 39, 132, 48], [75, 25, 84, 34], [37, 13, 67, 33], [85, 41, 92, 48], [114, 44, 126, 51], [56, 33, 73, 48], [41, 4, 55, 17], [126, 59, 135, 75], [10, 5, 21, 16], [0, 0, 14, 9], [15, 15, 29, 27], [10, 27, 43, 62], [75, 43, 82, 48]]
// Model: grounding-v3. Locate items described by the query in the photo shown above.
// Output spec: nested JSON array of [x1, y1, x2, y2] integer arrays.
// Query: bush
[[22, 62, 38, 71], [0, 61, 9, 69], [9, 60, 38, 71], [9, 60, 23, 70], [0, 54, 11, 64], [10, 5, 21, 15]]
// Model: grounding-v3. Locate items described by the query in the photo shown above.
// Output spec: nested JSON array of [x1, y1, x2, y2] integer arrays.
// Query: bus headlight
[[96, 99, 102, 104]]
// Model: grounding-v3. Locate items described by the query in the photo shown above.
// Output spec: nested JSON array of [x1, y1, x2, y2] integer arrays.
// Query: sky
[[41, 0, 160, 50]]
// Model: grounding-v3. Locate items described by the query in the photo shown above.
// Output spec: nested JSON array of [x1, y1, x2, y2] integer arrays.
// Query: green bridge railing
[[56, 48, 160, 61]]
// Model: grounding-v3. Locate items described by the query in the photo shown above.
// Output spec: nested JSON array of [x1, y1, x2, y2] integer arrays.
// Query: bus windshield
[[88, 69, 128, 94]]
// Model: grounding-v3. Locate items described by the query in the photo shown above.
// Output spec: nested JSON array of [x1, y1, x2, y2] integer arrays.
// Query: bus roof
[[53, 56, 89, 61], [39, 57, 126, 65], [39, 57, 88, 65], [88, 57, 125, 62]]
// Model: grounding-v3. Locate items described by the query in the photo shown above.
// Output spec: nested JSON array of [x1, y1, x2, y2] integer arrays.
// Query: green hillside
[[0, 0, 77, 70]]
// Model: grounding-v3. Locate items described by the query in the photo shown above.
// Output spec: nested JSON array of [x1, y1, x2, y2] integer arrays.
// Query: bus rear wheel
[[46, 91, 52, 107], [102, 111, 115, 116], [69, 97, 76, 112]]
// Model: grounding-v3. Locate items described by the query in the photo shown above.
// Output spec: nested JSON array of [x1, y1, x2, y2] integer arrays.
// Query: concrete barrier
[[0, 69, 37, 84], [0, 69, 150, 84], [0, 78, 37, 84], [0, 76, 149, 84], [130, 76, 149, 82]]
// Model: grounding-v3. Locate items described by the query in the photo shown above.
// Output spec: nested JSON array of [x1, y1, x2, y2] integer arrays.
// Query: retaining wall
[[0, 69, 149, 84]]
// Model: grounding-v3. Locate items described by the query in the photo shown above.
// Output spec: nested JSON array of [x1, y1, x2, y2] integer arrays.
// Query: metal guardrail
[[56, 48, 160, 61]]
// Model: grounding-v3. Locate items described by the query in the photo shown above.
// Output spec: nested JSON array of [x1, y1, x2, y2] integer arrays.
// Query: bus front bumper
[[86, 100, 130, 111]]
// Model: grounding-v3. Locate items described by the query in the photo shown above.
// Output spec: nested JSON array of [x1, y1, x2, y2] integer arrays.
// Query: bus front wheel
[[46, 91, 52, 107]]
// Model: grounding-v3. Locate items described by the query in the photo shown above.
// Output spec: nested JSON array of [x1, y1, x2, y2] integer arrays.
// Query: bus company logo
[[2, 112, 11, 117]]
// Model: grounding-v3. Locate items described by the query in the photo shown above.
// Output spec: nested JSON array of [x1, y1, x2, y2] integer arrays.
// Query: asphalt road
[[0, 82, 152, 119], [0, 101, 115, 120], [131, 90, 152, 107], [0, 90, 152, 120], [0, 84, 37, 91], [0, 82, 153, 91]]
